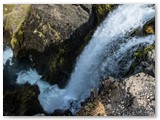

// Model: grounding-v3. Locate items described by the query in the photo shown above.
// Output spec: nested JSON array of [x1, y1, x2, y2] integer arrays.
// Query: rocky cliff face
[[3, 4, 114, 87]]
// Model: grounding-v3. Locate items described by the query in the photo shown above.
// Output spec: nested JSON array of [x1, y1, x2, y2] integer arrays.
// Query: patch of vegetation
[[18, 29, 23, 36], [144, 17, 155, 35], [145, 26, 154, 34], [47, 22, 61, 41], [10, 37, 18, 48], [80, 102, 95, 115], [96, 4, 112, 15], [134, 44, 155, 59], [126, 44, 155, 76], [49, 46, 66, 73], [94, 4, 116, 25], [4, 5, 30, 49]]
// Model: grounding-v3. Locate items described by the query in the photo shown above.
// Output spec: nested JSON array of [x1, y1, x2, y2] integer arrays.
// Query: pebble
[[106, 104, 111, 109], [109, 76, 115, 82]]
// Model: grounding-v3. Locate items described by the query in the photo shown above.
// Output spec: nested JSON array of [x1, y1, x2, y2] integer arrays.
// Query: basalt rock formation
[[3, 4, 115, 87]]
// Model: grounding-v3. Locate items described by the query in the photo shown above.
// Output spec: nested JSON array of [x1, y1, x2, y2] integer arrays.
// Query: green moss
[[145, 44, 155, 52], [4, 5, 30, 35], [49, 45, 69, 81], [4, 5, 30, 49], [18, 29, 23, 35], [49, 50, 65, 72], [95, 4, 115, 25], [50, 58, 57, 72], [134, 44, 155, 59], [10, 37, 18, 48], [30, 19, 34, 25], [36, 14, 41, 19], [60, 58, 64, 65], [47, 22, 61, 41], [97, 4, 112, 15], [79, 102, 95, 116], [33, 29, 45, 38], [85, 106, 91, 112], [126, 44, 155, 76], [33, 29, 37, 33], [38, 31, 45, 38], [42, 25, 47, 33]]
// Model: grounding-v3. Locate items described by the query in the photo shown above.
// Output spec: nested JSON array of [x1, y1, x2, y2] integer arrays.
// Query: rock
[[77, 72, 155, 116], [144, 17, 155, 34], [124, 73, 155, 116], [140, 61, 150, 67], [3, 5, 31, 47], [144, 64, 155, 77], [34, 113, 46, 116], [4, 4, 94, 86], [147, 49, 155, 63], [50, 109, 72, 116], [3, 84, 43, 116], [76, 100, 106, 116], [129, 45, 155, 77], [3, 4, 115, 87], [3, 5, 15, 15], [90, 89, 98, 101], [133, 65, 143, 74], [109, 76, 115, 82], [106, 104, 111, 109]]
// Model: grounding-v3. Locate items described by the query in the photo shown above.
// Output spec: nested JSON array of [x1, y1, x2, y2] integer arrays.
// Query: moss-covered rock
[[77, 100, 106, 116], [144, 17, 155, 35], [126, 44, 155, 76], [3, 4, 15, 15], [126, 15, 155, 76], [3, 85, 43, 116], [134, 44, 155, 59], [94, 4, 116, 25], [145, 26, 154, 34], [3, 5, 30, 47], [3, 4, 116, 87]]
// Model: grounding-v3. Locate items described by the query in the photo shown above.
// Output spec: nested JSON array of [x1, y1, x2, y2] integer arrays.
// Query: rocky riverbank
[[77, 47, 155, 116], [3, 4, 155, 116]]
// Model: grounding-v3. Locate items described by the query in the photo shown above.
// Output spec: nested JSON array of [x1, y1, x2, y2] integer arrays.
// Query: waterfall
[[3, 4, 155, 114]]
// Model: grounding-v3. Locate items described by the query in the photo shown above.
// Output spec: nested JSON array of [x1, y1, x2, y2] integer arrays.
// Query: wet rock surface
[[134, 48, 155, 77], [77, 72, 155, 116], [77, 46, 155, 116], [3, 84, 43, 116]]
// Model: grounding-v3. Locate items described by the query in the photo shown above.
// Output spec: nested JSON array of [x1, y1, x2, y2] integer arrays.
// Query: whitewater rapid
[[3, 4, 155, 114], [3, 47, 13, 66]]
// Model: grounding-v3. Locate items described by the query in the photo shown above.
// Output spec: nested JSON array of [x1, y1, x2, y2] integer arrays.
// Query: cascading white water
[[4, 4, 155, 114], [3, 47, 13, 66]]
